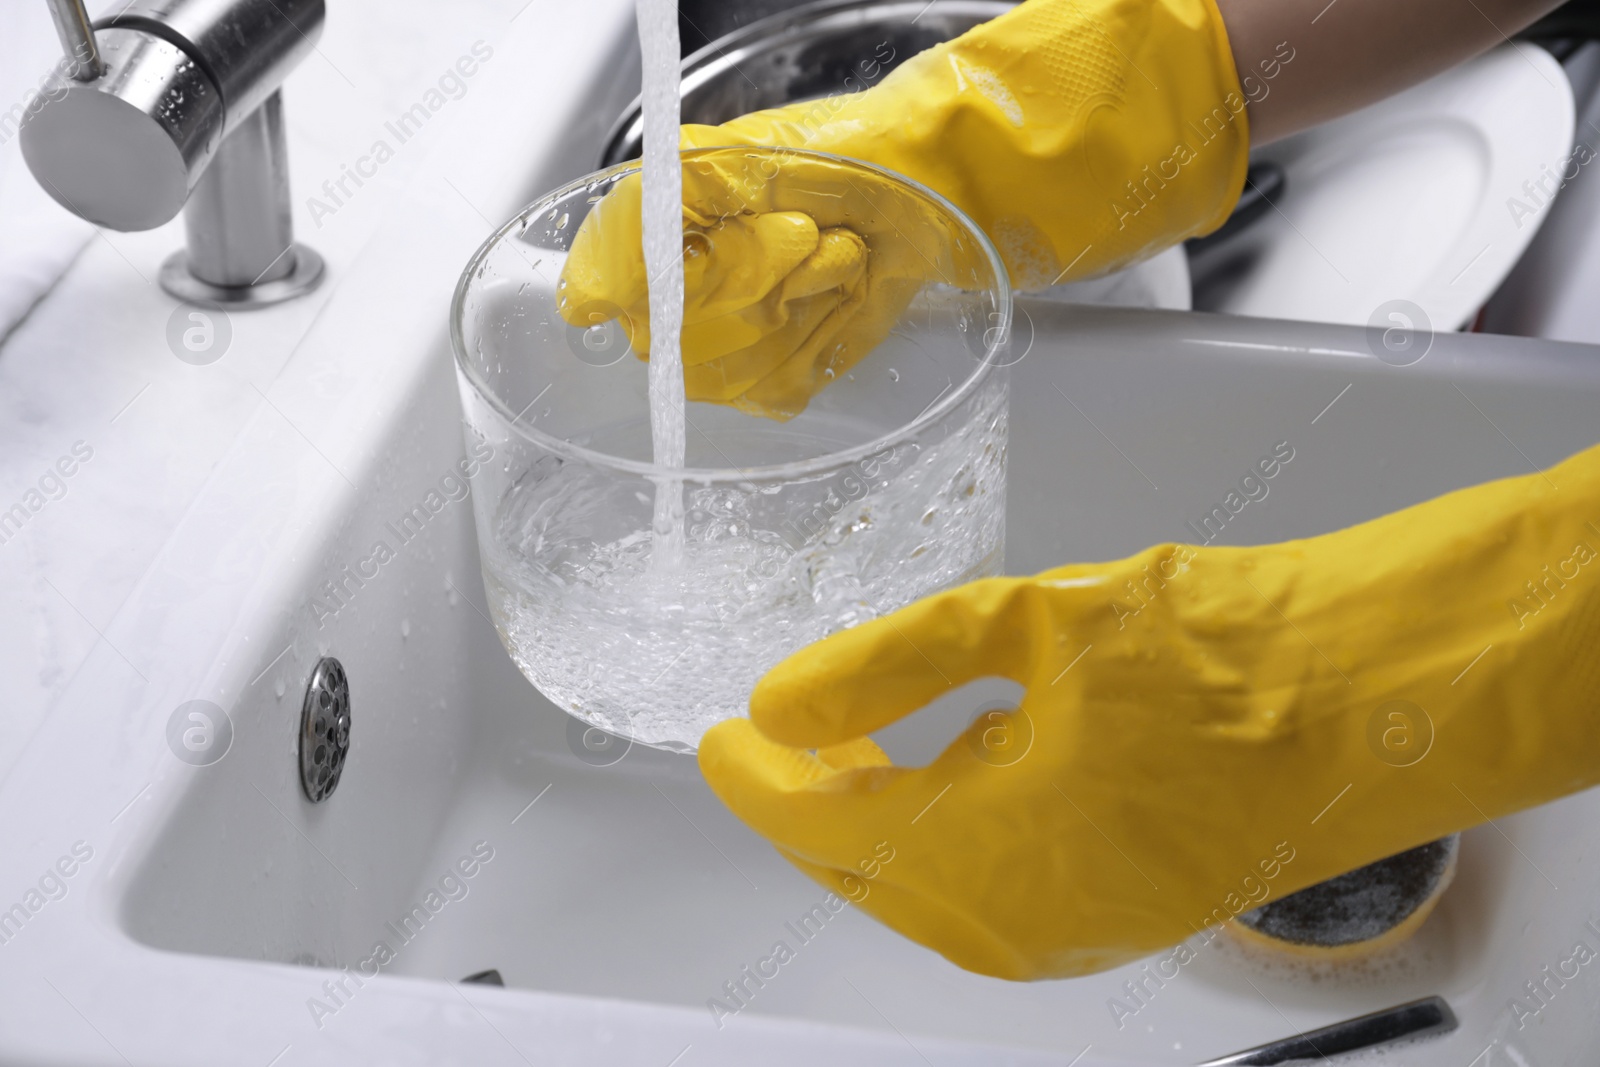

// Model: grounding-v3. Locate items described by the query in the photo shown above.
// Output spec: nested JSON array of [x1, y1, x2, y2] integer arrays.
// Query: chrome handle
[[45, 0, 104, 81]]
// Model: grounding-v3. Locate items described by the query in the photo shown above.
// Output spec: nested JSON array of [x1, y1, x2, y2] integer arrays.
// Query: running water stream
[[483, 27, 1012, 746], [636, 0, 687, 568]]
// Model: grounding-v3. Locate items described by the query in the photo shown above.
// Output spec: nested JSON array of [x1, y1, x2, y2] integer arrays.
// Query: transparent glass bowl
[[451, 147, 1010, 752]]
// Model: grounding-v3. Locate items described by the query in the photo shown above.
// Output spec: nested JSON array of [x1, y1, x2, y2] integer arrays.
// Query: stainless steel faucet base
[[157, 86, 324, 308], [159, 243, 324, 309]]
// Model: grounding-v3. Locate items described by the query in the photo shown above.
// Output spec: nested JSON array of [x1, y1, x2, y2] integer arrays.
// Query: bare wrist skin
[[1215, 0, 1565, 144]]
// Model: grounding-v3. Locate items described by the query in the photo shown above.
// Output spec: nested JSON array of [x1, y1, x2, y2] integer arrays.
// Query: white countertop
[[0, 0, 635, 784]]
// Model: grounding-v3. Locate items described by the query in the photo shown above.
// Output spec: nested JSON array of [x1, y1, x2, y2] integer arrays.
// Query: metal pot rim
[[599, 0, 1017, 168]]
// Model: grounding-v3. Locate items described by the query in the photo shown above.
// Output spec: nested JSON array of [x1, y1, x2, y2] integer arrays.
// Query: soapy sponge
[[1232, 837, 1458, 957]]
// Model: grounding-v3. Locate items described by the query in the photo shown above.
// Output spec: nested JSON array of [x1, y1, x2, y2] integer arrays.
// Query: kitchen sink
[[10, 293, 1600, 1065], [3, 3, 1600, 1065]]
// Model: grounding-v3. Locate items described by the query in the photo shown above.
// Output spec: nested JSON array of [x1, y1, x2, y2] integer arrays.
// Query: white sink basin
[[10, 291, 1600, 1065], [5, 8, 1600, 1066]]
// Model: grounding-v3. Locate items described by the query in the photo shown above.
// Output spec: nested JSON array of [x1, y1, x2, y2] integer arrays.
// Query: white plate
[[1192, 43, 1574, 330], [1044, 245, 1193, 311]]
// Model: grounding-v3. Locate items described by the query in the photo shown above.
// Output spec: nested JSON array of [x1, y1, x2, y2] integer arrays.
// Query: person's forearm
[[1216, 0, 1564, 144]]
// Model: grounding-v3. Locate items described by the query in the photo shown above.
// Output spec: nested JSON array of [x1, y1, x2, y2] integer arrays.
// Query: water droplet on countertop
[[888, 368, 899, 382], [401, 618, 411, 639]]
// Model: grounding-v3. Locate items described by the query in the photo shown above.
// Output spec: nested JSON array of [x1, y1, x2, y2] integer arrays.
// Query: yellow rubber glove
[[558, 152, 964, 419], [559, 0, 1250, 418], [700, 442, 1600, 980]]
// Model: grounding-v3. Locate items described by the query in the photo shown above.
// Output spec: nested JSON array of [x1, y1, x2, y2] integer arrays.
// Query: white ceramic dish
[[1483, 41, 1600, 342], [1193, 43, 1575, 330]]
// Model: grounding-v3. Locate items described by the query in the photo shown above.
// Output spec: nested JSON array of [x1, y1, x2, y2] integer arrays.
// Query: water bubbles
[[482, 350, 1007, 749], [683, 231, 713, 259]]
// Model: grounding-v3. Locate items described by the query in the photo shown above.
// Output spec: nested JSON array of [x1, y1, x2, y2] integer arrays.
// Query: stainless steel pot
[[599, 0, 1015, 167]]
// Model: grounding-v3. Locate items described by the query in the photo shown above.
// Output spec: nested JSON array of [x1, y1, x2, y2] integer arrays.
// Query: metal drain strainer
[[299, 657, 350, 802]]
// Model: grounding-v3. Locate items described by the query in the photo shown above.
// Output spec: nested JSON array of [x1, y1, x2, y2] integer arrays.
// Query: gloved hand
[[558, 151, 964, 419], [559, 0, 1250, 418], [699, 442, 1600, 980]]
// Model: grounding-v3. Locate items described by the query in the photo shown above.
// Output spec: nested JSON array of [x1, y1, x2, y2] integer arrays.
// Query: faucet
[[22, 0, 326, 308]]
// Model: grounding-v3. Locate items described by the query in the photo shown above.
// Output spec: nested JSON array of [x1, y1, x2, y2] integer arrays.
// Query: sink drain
[[299, 657, 350, 802]]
